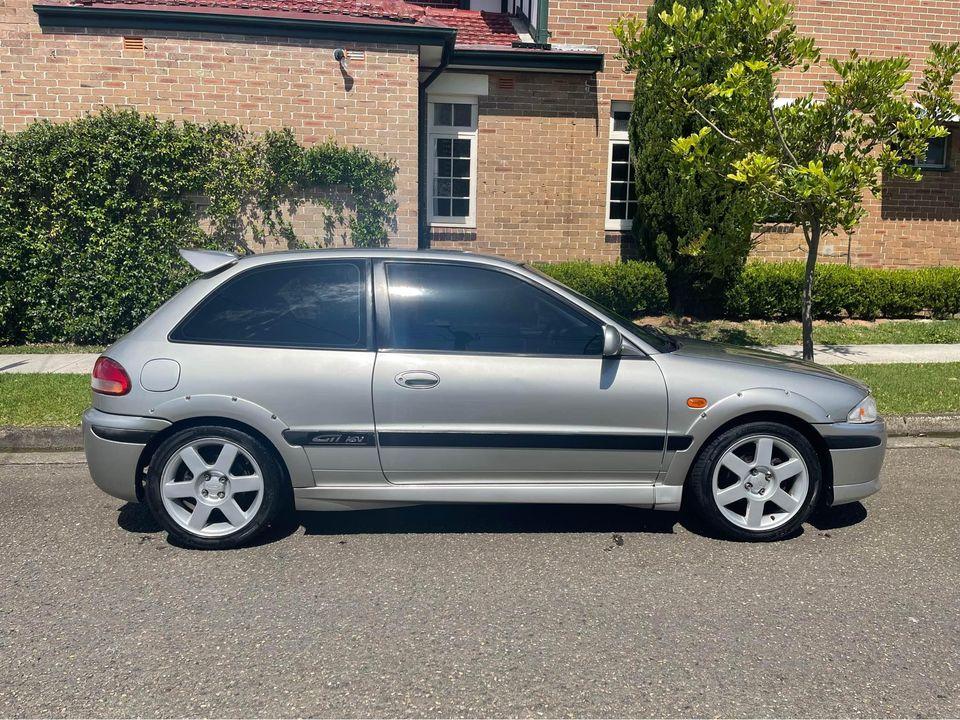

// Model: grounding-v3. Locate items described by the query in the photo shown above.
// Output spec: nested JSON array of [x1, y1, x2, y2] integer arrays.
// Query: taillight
[[92, 356, 131, 396]]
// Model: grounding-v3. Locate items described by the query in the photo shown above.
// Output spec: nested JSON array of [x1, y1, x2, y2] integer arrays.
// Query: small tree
[[614, 0, 960, 359], [614, 0, 756, 315]]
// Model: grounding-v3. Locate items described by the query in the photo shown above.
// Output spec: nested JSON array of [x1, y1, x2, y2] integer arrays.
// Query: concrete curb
[[2, 415, 959, 452], [0, 426, 82, 452], [884, 413, 960, 437]]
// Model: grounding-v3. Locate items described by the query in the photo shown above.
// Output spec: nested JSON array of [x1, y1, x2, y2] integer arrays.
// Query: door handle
[[395, 371, 440, 389]]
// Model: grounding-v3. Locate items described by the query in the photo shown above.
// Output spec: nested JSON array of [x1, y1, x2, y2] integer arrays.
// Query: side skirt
[[293, 483, 678, 512]]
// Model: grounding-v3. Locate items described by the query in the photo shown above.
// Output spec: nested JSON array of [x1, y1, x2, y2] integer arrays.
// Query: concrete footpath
[[763, 343, 960, 365], [1, 353, 100, 374], [5, 344, 960, 374]]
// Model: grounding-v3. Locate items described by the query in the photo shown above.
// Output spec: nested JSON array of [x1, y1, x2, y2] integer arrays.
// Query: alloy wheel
[[159, 438, 265, 538], [711, 434, 809, 532]]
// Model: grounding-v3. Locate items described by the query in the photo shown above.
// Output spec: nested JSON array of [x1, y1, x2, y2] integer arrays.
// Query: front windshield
[[523, 265, 678, 353]]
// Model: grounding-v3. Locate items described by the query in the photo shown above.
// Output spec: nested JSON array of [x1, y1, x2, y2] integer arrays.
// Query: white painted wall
[[470, 0, 502, 12]]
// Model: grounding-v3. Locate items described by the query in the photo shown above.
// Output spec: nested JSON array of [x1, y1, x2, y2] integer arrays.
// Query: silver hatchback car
[[83, 248, 885, 548]]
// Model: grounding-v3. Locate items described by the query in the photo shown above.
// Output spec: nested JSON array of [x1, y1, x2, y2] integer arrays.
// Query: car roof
[[231, 247, 524, 270], [254, 247, 518, 261], [179, 246, 526, 277]]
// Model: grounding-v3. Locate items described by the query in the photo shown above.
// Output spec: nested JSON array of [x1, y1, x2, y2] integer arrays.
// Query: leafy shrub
[[534, 261, 669, 317], [725, 262, 960, 320], [0, 109, 398, 344], [917, 267, 960, 318], [611, 0, 756, 315]]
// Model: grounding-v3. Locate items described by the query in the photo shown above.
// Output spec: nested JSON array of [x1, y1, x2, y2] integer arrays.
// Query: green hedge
[[725, 262, 960, 320], [0, 109, 397, 344], [534, 261, 669, 317], [533, 260, 960, 321]]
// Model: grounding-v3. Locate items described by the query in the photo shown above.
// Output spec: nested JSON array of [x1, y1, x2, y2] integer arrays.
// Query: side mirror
[[602, 325, 623, 358]]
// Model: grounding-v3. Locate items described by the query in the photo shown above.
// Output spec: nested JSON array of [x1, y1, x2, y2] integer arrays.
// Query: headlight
[[847, 395, 878, 423]]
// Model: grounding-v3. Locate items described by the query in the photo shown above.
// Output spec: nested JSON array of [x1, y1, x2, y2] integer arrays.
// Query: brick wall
[[4, 0, 960, 265], [0, 0, 420, 248], [430, 1, 641, 262], [785, 0, 960, 97], [430, 70, 630, 262], [754, 130, 960, 267], [542, 0, 960, 268]]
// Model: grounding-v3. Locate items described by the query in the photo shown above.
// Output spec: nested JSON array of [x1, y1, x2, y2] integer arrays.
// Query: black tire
[[687, 421, 822, 542], [144, 425, 291, 550]]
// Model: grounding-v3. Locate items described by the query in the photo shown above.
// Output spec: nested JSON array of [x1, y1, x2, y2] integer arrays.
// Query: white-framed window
[[428, 95, 478, 228], [606, 101, 636, 231], [910, 134, 950, 169]]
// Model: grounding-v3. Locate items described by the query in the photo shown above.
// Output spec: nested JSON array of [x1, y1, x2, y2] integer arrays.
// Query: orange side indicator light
[[687, 397, 708, 409]]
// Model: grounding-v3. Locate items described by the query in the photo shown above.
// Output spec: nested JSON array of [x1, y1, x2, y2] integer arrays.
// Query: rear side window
[[384, 262, 602, 355], [171, 261, 367, 349]]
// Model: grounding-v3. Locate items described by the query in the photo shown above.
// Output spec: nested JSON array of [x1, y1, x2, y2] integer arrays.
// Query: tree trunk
[[801, 220, 820, 362]]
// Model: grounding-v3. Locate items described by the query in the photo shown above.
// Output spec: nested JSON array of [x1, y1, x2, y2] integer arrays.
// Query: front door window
[[384, 262, 603, 356]]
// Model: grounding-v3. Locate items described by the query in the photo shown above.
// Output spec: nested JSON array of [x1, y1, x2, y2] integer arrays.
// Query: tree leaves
[[615, 0, 960, 239], [614, 0, 960, 353], [612, 0, 758, 313]]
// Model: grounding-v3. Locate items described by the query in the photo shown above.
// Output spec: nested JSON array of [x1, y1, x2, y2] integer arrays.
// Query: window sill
[[430, 222, 477, 230]]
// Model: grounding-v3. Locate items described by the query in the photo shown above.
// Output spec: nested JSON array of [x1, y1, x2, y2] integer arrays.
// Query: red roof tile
[[423, 7, 517, 47], [68, 0, 520, 45], [71, 0, 427, 23]]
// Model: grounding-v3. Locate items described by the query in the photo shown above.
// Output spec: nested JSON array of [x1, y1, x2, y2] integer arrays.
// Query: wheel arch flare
[[136, 394, 314, 495], [661, 387, 835, 495]]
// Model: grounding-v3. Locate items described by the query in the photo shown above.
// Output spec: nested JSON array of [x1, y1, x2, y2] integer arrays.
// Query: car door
[[168, 258, 382, 484], [371, 259, 669, 484]]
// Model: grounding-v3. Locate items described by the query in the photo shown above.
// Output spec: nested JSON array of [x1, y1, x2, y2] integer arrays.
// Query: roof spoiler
[[179, 248, 239, 276]]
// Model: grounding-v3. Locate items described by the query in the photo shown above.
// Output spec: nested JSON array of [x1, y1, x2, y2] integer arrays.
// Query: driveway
[[1, 441, 958, 717]]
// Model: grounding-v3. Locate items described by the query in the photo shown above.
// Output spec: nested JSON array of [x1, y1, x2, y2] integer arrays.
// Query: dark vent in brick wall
[[430, 228, 477, 243], [605, 231, 639, 259], [605, 230, 637, 244], [497, 77, 515, 90], [123, 36, 145, 51]]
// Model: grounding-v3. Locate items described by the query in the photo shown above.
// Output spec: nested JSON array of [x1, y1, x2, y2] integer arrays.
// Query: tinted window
[[172, 261, 366, 349], [385, 263, 602, 355], [523, 264, 676, 353]]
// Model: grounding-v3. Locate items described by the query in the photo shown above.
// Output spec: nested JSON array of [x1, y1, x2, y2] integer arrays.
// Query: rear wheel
[[145, 426, 290, 550], [688, 422, 821, 541]]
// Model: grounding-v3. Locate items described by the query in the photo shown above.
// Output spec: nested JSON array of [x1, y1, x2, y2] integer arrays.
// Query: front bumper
[[82, 408, 171, 503], [817, 418, 886, 506]]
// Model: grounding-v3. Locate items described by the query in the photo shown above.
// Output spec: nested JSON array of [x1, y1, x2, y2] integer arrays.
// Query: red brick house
[[2, 0, 959, 266]]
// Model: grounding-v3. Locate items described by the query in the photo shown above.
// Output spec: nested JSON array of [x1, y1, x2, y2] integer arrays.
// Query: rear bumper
[[817, 418, 886, 506], [82, 408, 171, 503]]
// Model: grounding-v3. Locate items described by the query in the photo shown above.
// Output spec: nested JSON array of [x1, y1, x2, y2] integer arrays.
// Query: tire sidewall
[[145, 426, 289, 550], [690, 421, 822, 542]]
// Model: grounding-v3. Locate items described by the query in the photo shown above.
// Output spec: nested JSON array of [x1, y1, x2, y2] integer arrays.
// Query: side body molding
[[660, 387, 833, 488], [147, 394, 315, 487]]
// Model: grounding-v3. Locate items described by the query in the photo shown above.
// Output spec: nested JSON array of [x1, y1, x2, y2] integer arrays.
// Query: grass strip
[[835, 362, 960, 415], [0, 343, 104, 355], [0, 374, 91, 427]]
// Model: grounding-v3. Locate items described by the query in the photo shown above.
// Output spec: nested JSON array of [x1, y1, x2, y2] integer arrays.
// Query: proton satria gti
[[83, 248, 885, 548]]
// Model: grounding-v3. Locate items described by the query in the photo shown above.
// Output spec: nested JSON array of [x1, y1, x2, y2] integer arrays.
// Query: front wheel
[[688, 422, 821, 542], [144, 426, 290, 550]]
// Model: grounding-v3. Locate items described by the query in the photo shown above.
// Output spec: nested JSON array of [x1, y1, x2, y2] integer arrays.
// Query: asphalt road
[[1, 440, 958, 718]]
